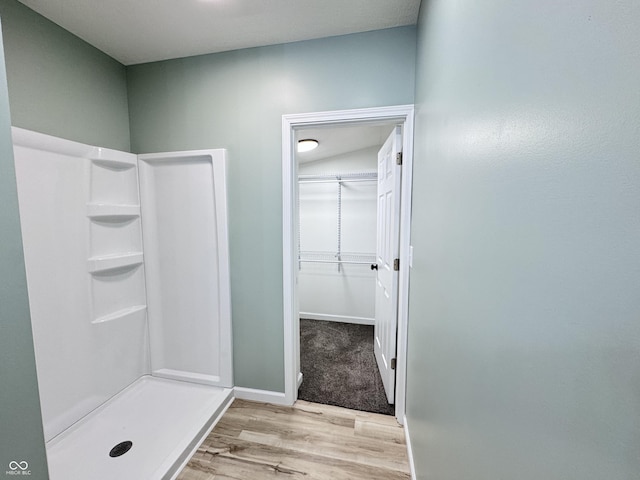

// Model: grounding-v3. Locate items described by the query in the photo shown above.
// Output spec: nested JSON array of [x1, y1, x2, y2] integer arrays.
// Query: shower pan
[[12, 127, 233, 479]]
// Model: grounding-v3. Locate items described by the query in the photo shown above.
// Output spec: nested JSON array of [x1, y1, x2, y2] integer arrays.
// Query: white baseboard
[[299, 312, 374, 325], [234, 386, 289, 405], [404, 414, 417, 480]]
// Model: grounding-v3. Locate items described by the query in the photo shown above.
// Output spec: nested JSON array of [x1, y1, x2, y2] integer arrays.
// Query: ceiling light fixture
[[297, 139, 319, 153]]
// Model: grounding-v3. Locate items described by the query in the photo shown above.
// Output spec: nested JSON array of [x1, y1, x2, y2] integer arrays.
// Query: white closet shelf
[[87, 203, 140, 219], [298, 172, 377, 183], [91, 305, 147, 324], [299, 252, 376, 266], [299, 259, 373, 265], [87, 252, 144, 274]]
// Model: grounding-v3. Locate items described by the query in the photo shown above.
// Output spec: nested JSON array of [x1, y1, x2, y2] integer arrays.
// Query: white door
[[374, 126, 402, 404]]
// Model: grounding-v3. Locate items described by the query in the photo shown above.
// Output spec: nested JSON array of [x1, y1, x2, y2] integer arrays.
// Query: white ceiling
[[295, 123, 396, 164], [18, 0, 421, 65]]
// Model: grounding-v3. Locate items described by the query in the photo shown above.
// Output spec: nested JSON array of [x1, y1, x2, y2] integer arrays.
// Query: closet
[[297, 123, 396, 325], [298, 171, 377, 324]]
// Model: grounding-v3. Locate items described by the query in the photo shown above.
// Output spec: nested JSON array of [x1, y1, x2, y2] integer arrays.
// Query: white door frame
[[282, 105, 414, 424]]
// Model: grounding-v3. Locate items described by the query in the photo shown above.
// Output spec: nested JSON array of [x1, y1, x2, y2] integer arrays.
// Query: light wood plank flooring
[[177, 399, 411, 480]]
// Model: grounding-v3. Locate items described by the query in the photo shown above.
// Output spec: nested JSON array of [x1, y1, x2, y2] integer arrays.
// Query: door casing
[[282, 105, 414, 425]]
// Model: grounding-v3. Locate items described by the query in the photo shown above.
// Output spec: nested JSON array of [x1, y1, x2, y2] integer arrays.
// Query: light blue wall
[[127, 27, 416, 391], [0, 0, 130, 151], [407, 1, 640, 479], [0, 23, 48, 480]]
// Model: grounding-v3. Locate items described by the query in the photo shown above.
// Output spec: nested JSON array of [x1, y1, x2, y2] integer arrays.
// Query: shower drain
[[109, 441, 133, 458]]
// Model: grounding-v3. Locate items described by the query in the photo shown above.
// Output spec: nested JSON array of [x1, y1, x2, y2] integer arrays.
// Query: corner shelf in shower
[[86, 203, 141, 219], [91, 304, 147, 325], [90, 150, 137, 170], [87, 252, 144, 274]]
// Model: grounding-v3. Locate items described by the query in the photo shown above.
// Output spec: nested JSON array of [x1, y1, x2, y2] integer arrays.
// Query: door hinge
[[390, 358, 396, 370], [393, 258, 400, 271], [396, 152, 403, 165]]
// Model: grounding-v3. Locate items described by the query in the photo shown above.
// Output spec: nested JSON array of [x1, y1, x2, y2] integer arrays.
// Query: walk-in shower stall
[[12, 127, 233, 479]]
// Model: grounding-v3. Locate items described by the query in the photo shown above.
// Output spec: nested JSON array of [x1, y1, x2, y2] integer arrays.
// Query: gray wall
[[0, 23, 48, 480], [127, 27, 416, 391], [407, 1, 640, 479], [0, 0, 130, 151]]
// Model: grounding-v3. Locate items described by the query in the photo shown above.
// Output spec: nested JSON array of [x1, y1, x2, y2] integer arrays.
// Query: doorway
[[296, 122, 395, 415], [282, 105, 414, 424]]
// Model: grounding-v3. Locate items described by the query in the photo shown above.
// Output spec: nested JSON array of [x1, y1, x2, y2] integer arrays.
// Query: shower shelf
[[91, 304, 147, 324], [86, 203, 140, 219], [90, 151, 137, 170], [87, 252, 144, 274]]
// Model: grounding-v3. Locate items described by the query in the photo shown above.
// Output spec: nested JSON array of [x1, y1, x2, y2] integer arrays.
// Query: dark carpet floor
[[298, 319, 394, 416]]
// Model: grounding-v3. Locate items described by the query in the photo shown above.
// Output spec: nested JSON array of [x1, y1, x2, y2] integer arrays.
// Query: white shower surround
[[12, 127, 233, 479], [138, 150, 233, 387]]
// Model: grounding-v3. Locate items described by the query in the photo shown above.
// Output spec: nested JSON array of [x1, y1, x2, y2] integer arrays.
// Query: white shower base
[[46, 376, 233, 480]]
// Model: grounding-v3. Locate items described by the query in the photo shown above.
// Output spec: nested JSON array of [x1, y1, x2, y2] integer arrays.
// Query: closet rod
[[299, 259, 372, 265], [298, 178, 377, 184], [298, 172, 377, 183]]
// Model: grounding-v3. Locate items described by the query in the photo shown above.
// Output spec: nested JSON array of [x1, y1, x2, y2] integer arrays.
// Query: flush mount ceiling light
[[297, 139, 319, 153]]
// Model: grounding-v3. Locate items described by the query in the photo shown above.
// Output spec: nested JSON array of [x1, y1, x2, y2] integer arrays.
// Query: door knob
[[370, 264, 378, 270]]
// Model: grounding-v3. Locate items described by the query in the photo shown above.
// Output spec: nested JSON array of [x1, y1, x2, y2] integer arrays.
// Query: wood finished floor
[[176, 399, 411, 480]]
